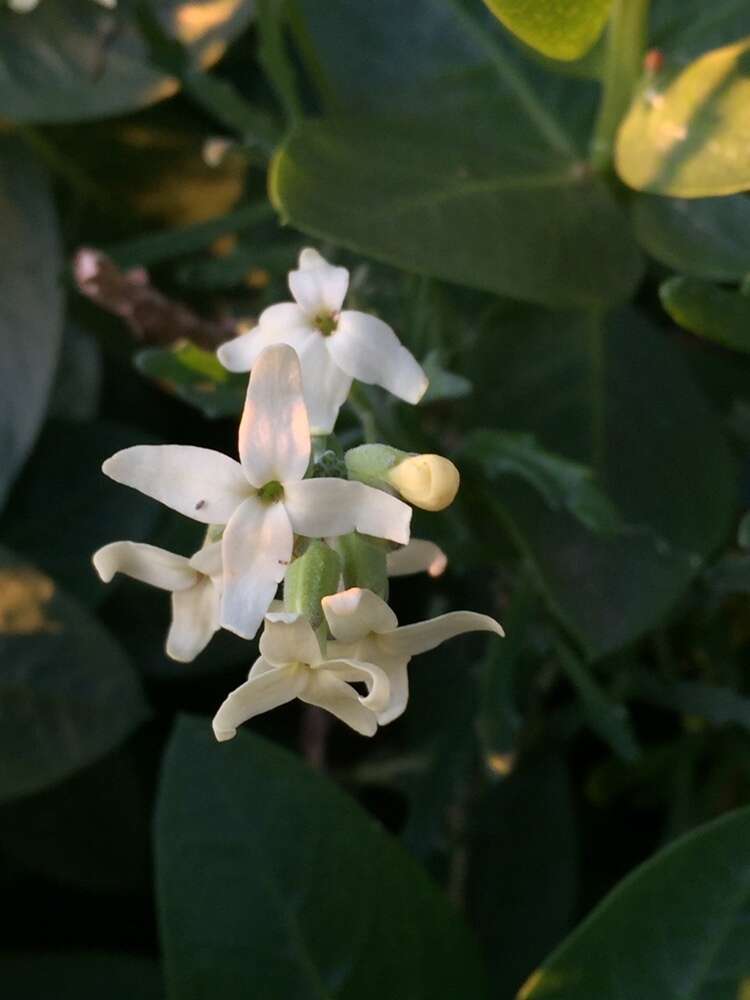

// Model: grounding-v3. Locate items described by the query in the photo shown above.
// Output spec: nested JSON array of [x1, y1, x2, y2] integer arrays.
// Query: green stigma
[[313, 311, 338, 336], [257, 480, 284, 503]]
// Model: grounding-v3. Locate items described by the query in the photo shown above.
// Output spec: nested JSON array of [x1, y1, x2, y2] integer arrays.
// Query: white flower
[[212, 612, 391, 740], [217, 248, 429, 434], [92, 539, 221, 662], [387, 539, 448, 578], [322, 588, 504, 725], [102, 344, 411, 640]]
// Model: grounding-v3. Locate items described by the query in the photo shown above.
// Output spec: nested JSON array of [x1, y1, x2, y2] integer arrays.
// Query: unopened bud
[[387, 454, 460, 511], [283, 541, 341, 630], [344, 444, 407, 488], [334, 533, 389, 600]]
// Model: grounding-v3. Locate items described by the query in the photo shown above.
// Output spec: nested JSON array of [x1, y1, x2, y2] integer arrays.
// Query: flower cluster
[[94, 249, 503, 739]]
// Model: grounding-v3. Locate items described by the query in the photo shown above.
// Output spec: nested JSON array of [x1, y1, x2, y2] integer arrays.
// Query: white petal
[[188, 540, 223, 578], [220, 497, 293, 639], [380, 611, 504, 658], [103, 445, 248, 524], [238, 344, 310, 488], [167, 577, 220, 662], [259, 614, 323, 668], [329, 311, 428, 404], [386, 539, 447, 578], [299, 670, 377, 737], [284, 478, 411, 544], [322, 587, 398, 642], [298, 247, 326, 270], [289, 256, 349, 316], [375, 656, 410, 725], [317, 657, 392, 714], [258, 302, 312, 335], [93, 541, 196, 592], [217, 311, 314, 373], [212, 663, 307, 741], [298, 333, 352, 435]]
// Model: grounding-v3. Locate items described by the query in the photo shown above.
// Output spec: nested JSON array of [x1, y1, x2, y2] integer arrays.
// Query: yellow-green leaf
[[616, 37, 750, 197], [482, 0, 612, 61]]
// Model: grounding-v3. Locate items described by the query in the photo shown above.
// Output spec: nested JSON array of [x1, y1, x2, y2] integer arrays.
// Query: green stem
[[348, 384, 378, 444], [591, 0, 650, 172]]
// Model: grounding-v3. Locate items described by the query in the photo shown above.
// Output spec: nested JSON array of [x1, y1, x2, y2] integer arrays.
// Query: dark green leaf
[[652, 0, 750, 59], [634, 673, 750, 733], [0, 952, 162, 1000], [420, 350, 473, 404], [157, 716, 488, 999], [0, 548, 150, 803], [0, 137, 63, 510], [738, 512, 750, 549], [660, 275, 750, 352], [519, 805, 750, 999], [481, 0, 612, 61], [135, 341, 247, 418]]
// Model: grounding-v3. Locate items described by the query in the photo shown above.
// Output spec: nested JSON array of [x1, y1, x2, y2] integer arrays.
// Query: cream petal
[[298, 333, 352, 435], [188, 540, 223, 578], [259, 614, 323, 668], [238, 344, 311, 488], [329, 311, 428, 404], [317, 657, 392, 714], [298, 247, 326, 270], [299, 670, 378, 737], [322, 587, 398, 642], [220, 497, 293, 639], [212, 663, 307, 741], [386, 539, 448, 578], [167, 577, 221, 662], [103, 445, 249, 524], [93, 541, 197, 592], [379, 611, 504, 658], [289, 256, 349, 315], [284, 478, 411, 544]]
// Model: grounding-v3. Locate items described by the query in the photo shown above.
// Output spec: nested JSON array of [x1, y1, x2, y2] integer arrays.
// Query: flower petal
[[102, 445, 248, 524], [318, 656, 392, 714], [188, 540, 223, 578], [216, 313, 311, 372], [380, 611, 504, 658], [322, 587, 398, 642], [212, 663, 306, 741], [167, 577, 220, 662], [220, 496, 293, 639], [93, 541, 196, 592], [386, 539, 447, 578], [299, 671, 377, 737], [284, 478, 411, 544], [298, 333, 352, 435], [259, 614, 323, 668], [238, 343, 310, 488], [375, 655, 410, 725], [289, 254, 349, 315], [329, 311, 428, 404]]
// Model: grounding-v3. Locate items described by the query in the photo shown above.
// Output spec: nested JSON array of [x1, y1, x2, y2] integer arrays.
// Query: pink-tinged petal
[[93, 541, 196, 592], [212, 663, 306, 741], [259, 614, 323, 668], [102, 445, 249, 524], [322, 587, 398, 642], [167, 577, 220, 663], [380, 611, 504, 658], [298, 333, 352, 435], [220, 497, 293, 639], [284, 478, 411, 544], [238, 344, 311, 488], [386, 539, 447, 578], [330, 311, 428, 404], [289, 254, 349, 315], [299, 670, 378, 736]]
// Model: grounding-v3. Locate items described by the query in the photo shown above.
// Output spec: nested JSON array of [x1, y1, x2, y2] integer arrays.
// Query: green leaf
[[0, 952, 163, 1000], [0, 548, 150, 803], [276, 0, 642, 309], [632, 193, 750, 281], [464, 305, 736, 658], [519, 805, 750, 999], [0, 0, 255, 123], [157, 716, 488, 999], [482, 0, 612, 61], [634, 673, 750, 733], [651, 0, 750, 60], [135, 341, 247, 418], [660, 275, 750, 352], [0, 137, 63, 511], [465, 429, 623, 535], [616, 37, 750, 197], [420, 350, 473, 403]]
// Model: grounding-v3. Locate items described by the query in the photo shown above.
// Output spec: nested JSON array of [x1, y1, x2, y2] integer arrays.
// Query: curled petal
[[329, 311, 428, 404], [375, 655, 410, 726], [212, 663, 307, 741], [322, 587, 398, 642], [93, 541, 196, 592], [380, 611, 504, 658], [289, 255, 349, 316], [220, 497, 293, 639], [167, 577, 221, 663], [299, 334, 352, 435], [284, 478, 411, 544], [238, 344, 310, 488], [260, 613, 323, 668], [319, 657, 392, 714], [299, 671, 378, 737], [386, 539, 447, 578], [189, 540, 223, 578], [103, 445, 248, 524]]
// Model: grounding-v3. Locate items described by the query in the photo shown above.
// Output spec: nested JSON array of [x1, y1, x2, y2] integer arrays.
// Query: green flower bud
[[283, 541, 341, 630], [344, 444, 408, 489], [334, 532, 389, 601]]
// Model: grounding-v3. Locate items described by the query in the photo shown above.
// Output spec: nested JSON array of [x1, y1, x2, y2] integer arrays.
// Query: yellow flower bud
[[387, 454, 460, 511]]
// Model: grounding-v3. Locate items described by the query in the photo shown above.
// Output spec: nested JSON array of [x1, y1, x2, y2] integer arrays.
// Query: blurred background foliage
[[5, 1, 750, 998]]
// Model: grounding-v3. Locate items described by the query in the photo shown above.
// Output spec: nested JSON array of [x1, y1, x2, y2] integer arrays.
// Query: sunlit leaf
[[616, 37, 750, 197], [482, 0, 612, 61], [135, 340, 247, 418]]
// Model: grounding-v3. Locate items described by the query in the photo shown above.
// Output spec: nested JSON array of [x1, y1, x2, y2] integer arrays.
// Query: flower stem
[[590, 0, 650, 173]]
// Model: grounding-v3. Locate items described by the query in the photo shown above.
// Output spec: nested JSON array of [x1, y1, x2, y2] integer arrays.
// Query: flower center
[[257, 480, 284, 504], [313, 311, 338, 336]]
